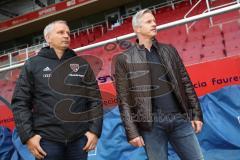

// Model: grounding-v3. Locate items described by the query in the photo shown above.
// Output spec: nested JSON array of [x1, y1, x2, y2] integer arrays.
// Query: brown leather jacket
[[114, 39, 203, 141]]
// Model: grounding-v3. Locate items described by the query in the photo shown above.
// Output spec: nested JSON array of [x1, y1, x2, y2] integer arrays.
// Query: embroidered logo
[[70, 64, 79, 72], [43, 67, 52, 72]]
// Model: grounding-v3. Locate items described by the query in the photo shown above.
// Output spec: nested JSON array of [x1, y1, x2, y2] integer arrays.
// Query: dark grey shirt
[[145, 45, 181, 113]]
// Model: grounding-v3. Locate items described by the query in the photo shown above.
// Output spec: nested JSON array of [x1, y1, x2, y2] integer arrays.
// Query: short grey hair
[[43, 20, 68, 39], [132, 9, 152, 29]]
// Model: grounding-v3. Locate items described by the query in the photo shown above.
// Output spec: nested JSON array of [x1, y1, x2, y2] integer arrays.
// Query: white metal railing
[[205, 0, 213, 26], [207, 0, 239, 26], [70, 21, 106, 39], [184, 0, 203, 33], [184, 0, 239, 33], [146, 0, 177, 15], [0, 3, 239, 72], [0, 43, 47, 68], [121, 0, 184, 21], [0, 43, 29, 56]]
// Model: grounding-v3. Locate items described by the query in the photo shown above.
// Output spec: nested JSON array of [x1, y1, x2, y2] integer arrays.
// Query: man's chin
[[146, 32, 156, 38], [148, 34, 156, 39], [62, 45, 70, 49], [151, 32, 157, 37]]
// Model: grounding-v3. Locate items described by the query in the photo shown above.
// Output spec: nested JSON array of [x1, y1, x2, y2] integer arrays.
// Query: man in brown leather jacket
[[115, 9, 204, 160]]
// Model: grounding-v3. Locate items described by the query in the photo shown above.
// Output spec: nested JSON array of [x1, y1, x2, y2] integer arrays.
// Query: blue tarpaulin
[[197, 85, 240, 160], [10, 129, 34, 160], [1, 85, 240, 160], [0, 127, 14, 160], [168, 85, 240, 160]]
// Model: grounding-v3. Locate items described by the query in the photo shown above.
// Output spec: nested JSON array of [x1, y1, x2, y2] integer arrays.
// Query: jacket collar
[[38, 46, 76, 60], [134, 38, 159, 60], [135, 38, 159, 51]]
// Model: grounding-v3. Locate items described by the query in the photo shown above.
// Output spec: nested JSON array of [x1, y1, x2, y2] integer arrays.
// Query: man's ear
[[44, 34, 50, 44], [134, 26, 141, 34]]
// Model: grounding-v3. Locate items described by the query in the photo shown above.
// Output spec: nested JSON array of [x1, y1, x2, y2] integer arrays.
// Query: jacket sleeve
[[114, 54, 140, 141], [84, 63, 103, 138], [170, 45, 203, 122], [11, 60, 35, 144]]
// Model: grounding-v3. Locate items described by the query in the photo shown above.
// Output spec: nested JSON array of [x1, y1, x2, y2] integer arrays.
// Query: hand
[[83, 131, 98, 151], [129, 136, 145, 147], [26, 135, 47, 159], [191, 120, 203, 133]]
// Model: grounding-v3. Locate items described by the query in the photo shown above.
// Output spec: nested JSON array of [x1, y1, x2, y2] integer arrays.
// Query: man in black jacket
[[11, 20, 103, 160], [115, 9, 204, 160]]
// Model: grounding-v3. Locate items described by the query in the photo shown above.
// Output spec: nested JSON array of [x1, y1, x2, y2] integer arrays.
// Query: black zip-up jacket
[[11, 47, 103, 144], [115, 39, 203, 141]]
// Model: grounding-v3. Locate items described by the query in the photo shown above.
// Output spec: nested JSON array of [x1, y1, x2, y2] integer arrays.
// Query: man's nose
[[152, 21, 156, 26], [63, 32, 70, 38]]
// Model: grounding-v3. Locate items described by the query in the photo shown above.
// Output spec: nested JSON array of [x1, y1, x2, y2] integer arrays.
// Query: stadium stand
[[0, 0, 239, 68], [0, 0, 238, 93]]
